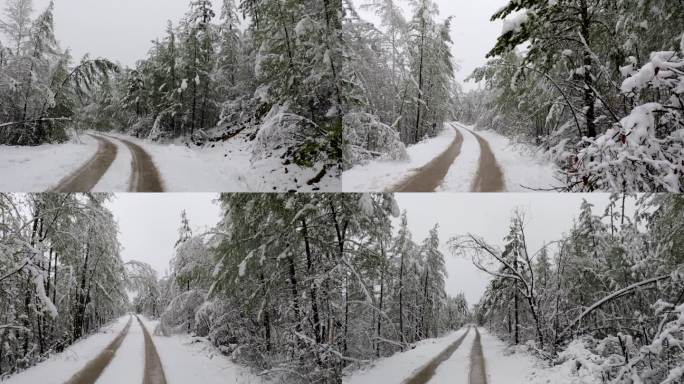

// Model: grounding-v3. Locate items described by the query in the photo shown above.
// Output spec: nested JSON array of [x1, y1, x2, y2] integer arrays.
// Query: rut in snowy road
[[468, 130, 505, 192], [106, 136, 165, 192], [393, 126, 464, 192], [402, 327, 471, 384], [469, 328, 487, 384], [62, 317, 132, 384], [52, 135, 117, 192], [136, 316, 167, 384]]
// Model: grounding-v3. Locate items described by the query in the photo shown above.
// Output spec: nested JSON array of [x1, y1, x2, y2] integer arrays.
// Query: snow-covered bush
[[572, 48, 684, 192], [127, 115, 155, 139], [158, 289, 208, 336], [344, 111, 408, 166], [252, 104, 329, 167], [553, 299, 684, 384]]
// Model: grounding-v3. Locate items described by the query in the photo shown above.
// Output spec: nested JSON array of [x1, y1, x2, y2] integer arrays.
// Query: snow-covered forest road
[[3, 315, 261, 384], [345, 326, 486, 383], [1, 130, 339, 192], [106, 136, 165, 193], [394, 124, 507, 193], [394, 127, 464, 192], [467, 128, 505, 193], [345, 327, 567, 384], [51, 135, 120, 193], [344, 122, 560, 192], [52, 134, 165, 193]]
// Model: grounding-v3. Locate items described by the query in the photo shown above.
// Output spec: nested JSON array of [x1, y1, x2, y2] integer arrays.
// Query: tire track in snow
[[468, 129, 506, 192], [136, 316, 167, 384], [52, 134, 118, 192], [104, 135, 165, 192], [469, 328, 488, 384], [402, 327, 471, 384], [392, 127, 464, 192], [62, 316, 132, 384]]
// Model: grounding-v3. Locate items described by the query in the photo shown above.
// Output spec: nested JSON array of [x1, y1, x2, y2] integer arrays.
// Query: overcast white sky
[[106, 193, 221, 278], [105, 193, 632, 307], [2, 0, 507, 87], [9, 0, 191, 67], [354, 0, 508, 90]]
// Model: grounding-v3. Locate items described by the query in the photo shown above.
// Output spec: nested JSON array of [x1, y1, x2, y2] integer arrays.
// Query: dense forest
[[0, 193, 128, 376], [458, 1, 684, 192], [147, 194, 468, 383], [342, 0, 459, 165], [0, 193, 469, 383], [451, 194, 684, 383], [0, 0, 342, 171]]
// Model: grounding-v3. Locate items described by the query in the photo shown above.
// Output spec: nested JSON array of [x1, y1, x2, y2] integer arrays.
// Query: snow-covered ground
[[0, 130, 339, 192], [479, 328, 575, 384], [93, 137, 132, 192], [2, 316, 131, 384], [474, 129, 562, 192], [430, 328, 476, 384], [343, 327, 577, 384], [342, 126, 457, 192], [438, 123, 480, 192], [138, 317, 267, 384], [2, 315, 269, 384], [100, 132, 340, 192], [97, 317, 144, 384], [0, 134, 99, 192], [343, 328, 468, 383], [342, 121, 562, 192]]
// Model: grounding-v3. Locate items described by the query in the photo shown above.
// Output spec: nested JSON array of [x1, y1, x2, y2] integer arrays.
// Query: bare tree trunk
[[376, 245, 386, 357], [513, 258, 519, 345], [413, 3, 426, 144], [580, 0, 596, 138], [302, 219, 321, 344], [398, 250, 405, 346]]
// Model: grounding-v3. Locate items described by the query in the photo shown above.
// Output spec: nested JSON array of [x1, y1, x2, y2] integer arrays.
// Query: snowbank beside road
[[2, 316, 131, 384], [343, 126, 457, 192], [138, 317, 268, 384], [343, 328, 468, 384], [479, 328, 576, 384], [0, 134, 99, 192]]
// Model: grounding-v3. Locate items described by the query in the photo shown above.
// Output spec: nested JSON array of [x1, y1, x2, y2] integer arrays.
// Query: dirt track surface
[[469, 130, 506, 192], [107, 136, 165, 192], [52, 135, 117, 192], [402, 327, 471, 384], [469, 328, 487, 384], [393, 127, 464, 192], [63, 317, 132, 384], [136, 316, 167, 384]]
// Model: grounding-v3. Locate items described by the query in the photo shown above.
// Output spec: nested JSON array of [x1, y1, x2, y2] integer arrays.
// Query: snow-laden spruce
[[457, 0, 684, 192]]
